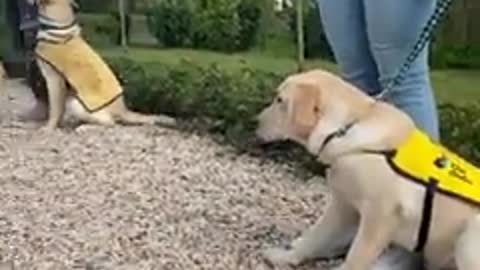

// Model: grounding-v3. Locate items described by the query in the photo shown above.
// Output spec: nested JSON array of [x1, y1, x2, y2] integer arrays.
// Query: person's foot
[[18, 102, 48, 122]]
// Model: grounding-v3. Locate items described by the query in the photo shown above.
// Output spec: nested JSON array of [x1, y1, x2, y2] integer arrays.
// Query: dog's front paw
[[261, 247, 302, 267]]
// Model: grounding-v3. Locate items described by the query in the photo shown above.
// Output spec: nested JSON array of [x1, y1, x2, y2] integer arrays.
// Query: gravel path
[[0, 80, 335, 270]]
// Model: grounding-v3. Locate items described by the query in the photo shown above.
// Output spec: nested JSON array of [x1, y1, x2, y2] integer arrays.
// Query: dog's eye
[[275, 97, 283, 103], [314, 106, 320, 113]]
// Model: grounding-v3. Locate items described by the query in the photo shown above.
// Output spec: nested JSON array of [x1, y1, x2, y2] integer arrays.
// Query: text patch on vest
[[387, 129, 480, 206]]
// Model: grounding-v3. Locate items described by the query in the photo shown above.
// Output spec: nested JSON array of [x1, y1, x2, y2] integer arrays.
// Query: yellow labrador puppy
[[256, 69, 480, 270], [29, 0, 176, 130]]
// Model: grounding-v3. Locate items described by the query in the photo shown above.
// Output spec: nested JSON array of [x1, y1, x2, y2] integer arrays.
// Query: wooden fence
[[439, 0, 480, 46]]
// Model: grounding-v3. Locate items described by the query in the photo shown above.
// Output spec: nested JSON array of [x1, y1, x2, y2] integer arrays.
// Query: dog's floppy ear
[[288, 82, 324, 140]]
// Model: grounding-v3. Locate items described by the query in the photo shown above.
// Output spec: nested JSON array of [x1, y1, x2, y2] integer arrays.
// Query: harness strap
[[414, 178, 438, 253], [324, 146, 438, 254], [363, 150, 438, 254]]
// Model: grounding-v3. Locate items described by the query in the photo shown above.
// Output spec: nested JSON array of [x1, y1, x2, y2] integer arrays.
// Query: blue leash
[[375, 0, 454, 100]]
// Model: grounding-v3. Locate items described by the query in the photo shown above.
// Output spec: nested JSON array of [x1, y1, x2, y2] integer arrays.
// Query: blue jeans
[[317, 0, 440, 140]]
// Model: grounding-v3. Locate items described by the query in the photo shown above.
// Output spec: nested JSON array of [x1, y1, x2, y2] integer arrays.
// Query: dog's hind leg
[[36, 59, 67, 130], [338, 202, 401, 270], [455, 215, 480, 270], [67, 97, 116, 127], [262, 195, 358, 266]]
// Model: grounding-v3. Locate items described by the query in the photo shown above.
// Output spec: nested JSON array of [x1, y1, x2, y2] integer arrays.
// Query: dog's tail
[[118, 110, 177, 128]]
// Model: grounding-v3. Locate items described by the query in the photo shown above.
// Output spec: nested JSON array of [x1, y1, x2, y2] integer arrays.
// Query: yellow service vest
[[35, 36, 123, 112], [387, 129, 480, 206]]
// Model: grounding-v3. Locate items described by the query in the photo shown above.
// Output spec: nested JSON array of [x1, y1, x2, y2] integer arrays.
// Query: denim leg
[[364, 0, 440, 140], [316, 0, 381, 95]]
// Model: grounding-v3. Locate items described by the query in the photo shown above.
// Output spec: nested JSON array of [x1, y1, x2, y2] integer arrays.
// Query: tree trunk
[[258, 0, 270, 50], [296, 0, 305, 72], [462, 0, 469, 45], [118, 0, 128, 48]]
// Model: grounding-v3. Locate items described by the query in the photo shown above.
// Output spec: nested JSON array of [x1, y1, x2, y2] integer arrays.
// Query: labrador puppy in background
[[29, 0, 176, 130], [255, 69, 480, 270]]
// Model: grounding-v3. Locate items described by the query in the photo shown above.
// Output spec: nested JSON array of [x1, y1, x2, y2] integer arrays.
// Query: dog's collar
[[316, 100, 380, 157], [38, 14, 78, 30], [35, 0, 79, 30], [317, 120, 357, 155], [31, 0, 79, 9]]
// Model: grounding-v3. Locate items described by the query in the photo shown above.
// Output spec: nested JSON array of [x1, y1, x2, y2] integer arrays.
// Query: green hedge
[[146, 0, 262, 52], [438, 103, 480, 163], [431, 45, 480, 70], [108, 57, 279, 140], [78, 13, 120, 47], [77, 0, 115, 13], [105, 57, 480, 176], [146, 0, 195, 48]]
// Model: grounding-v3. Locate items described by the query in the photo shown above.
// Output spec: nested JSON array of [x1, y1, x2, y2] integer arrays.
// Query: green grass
[[101, 47, 335, 73], [100, 47, 479, 105], [75, 11, 479, 105], [431, 70, 480, 105]]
